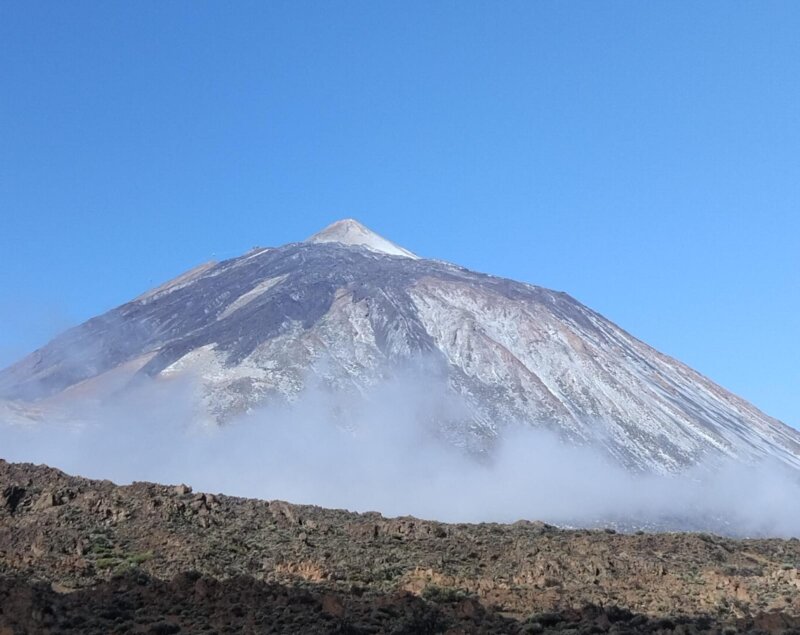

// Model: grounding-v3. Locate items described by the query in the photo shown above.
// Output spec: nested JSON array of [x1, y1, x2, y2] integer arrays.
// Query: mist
[[2, 366, 799, 538]]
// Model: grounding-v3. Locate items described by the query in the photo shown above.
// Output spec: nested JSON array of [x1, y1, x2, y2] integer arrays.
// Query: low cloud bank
[[1, 368, 799, 537]]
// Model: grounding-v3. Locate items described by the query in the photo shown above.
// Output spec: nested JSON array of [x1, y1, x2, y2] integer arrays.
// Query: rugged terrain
[[1, 219, 799, 475], [2, 459, 800, 633]]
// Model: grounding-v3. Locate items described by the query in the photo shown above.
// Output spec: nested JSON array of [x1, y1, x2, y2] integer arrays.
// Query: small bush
[[421, 585, 469, 604], [128, 552, 154, 565], [95, 558, 117, 570]]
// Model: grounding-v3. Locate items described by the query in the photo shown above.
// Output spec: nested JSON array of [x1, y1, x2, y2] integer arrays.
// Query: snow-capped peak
[[306, 219, 418, 259]]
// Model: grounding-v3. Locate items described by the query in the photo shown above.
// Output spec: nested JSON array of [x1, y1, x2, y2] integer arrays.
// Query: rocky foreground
[[2, 460, 800, 634]]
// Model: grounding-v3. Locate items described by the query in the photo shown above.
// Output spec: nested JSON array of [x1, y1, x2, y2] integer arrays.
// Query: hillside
[[2, 460, 800, 633]]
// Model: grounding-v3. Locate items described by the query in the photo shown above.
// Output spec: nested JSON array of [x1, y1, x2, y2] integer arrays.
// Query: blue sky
[[1, 2, 798, 427]]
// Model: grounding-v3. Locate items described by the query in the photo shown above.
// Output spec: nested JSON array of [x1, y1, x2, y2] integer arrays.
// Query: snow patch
[[307, 219, 418, 259], [217, 274, 288, 321]]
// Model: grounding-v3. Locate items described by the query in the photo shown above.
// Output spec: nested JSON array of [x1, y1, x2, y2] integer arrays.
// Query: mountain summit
[[1, 221, 799, 474], [307, 218, 418, 259]]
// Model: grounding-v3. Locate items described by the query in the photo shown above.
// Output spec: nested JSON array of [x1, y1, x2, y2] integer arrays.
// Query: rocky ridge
[[2, 460, 800, 633]]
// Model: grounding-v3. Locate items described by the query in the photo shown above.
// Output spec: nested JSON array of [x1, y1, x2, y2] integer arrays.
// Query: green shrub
[[421, 585, 469, 604], [127, 552, 153, 565], [95, 558, 117, 570]]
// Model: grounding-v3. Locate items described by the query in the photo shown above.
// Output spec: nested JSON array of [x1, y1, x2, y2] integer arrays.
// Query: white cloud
[[2, 362, 799, 537]]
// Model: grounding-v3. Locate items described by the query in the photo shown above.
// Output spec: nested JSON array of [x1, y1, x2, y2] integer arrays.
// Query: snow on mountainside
[[0, 219, 798, 475]]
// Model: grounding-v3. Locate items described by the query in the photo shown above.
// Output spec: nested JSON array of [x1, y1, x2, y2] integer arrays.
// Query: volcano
[[1, 219, 798, 474]]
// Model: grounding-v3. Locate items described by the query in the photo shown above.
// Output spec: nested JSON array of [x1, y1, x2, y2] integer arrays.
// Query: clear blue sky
[[1, 2, 798, 428]]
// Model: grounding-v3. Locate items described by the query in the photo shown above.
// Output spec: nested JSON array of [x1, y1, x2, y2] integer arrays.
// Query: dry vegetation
[[2, 459, 800, 633]]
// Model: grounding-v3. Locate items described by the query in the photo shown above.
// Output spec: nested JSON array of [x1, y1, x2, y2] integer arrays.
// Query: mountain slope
[[1, 219, 798, 474]]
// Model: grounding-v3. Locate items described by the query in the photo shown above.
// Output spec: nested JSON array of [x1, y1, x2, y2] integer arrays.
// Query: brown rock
[[456, 597, 481, 618], [32, 491, 57, 510], [321, 593, 345, 618]]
